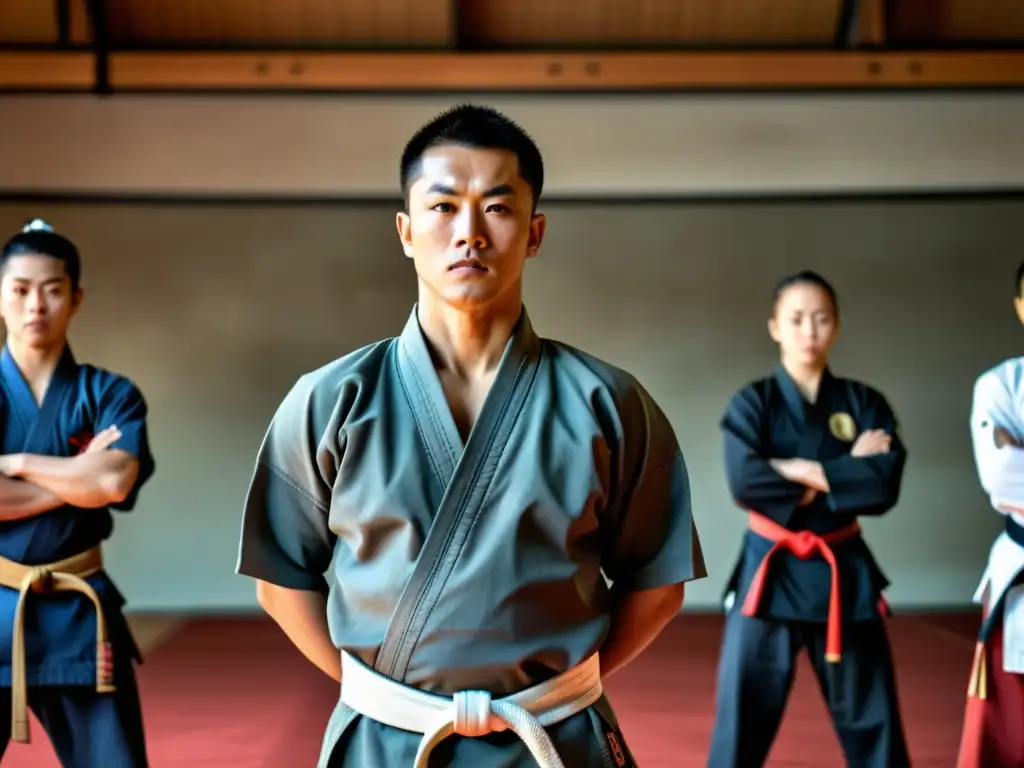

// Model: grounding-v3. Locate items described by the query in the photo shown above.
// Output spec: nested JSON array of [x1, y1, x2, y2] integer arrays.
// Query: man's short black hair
[[399, 104, 544, 212], [1016, 260, 1024, 298]]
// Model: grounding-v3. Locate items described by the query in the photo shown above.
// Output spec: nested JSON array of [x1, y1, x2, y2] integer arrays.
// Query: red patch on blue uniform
[[68, 431, 93, 455]]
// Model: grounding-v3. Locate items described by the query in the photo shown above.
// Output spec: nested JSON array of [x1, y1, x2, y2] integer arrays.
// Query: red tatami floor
[[2, 612, 979, 767]]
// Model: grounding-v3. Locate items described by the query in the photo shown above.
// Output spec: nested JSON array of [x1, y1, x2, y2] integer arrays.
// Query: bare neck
[[417, 288, 522, 381], [6, 338, 66, 400], [781, 357, 826, 404]]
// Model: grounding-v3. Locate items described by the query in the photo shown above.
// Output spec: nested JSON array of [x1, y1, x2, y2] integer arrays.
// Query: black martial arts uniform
[[707, 365, 911, 768]]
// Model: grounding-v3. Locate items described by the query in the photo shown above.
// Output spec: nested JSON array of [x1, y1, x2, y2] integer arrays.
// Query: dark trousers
[[0, 664, 147, 768], [707, 609, 910, 768]]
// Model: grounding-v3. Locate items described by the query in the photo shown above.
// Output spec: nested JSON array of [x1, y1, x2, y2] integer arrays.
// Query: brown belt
[[0, 547, 113, 743]]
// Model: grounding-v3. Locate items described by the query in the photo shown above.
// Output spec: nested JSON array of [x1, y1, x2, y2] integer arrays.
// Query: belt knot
[[453, 690, 503, 737], [24, 567, 53, 594], [788, 530, 820, 559]]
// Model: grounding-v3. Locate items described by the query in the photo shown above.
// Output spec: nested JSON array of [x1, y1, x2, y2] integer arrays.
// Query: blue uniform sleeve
[[820, 390, 906, 516], [721, 386, 808, 527], [236, 374, 336, 593], [97, 378, 155, 512], [601, 383, 707, 592]]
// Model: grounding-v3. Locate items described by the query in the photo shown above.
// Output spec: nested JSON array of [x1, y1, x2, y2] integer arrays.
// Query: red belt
[[741, 512, 861, 664]]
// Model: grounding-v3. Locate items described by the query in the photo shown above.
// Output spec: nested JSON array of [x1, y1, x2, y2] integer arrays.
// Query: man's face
[[396, 144, 546, 310], [0, 254, 80, 350]]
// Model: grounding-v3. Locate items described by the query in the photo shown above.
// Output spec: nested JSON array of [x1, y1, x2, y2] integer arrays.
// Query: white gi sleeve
[[972, 371, 1024, 514]]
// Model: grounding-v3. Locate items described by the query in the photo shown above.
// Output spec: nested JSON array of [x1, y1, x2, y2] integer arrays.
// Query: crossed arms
[[969, 372, 1024, 516], [0, 426, 139, 521], [979, 423, 1024, 515], [723, 388, 906, 526], [769, 428, 893, 503]]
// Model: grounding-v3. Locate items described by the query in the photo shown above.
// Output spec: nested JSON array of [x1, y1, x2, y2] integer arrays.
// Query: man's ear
[[525, 213, 546, 260], [396, 212, 414, 259]]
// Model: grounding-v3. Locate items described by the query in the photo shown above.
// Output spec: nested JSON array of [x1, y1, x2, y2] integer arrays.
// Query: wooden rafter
[[0, 52, 94, 90], [857, 0, 888, 46], [98, 50, 1024, 91]]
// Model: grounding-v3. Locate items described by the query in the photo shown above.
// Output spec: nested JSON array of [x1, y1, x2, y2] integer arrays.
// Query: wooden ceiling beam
[[3, 49, 1023, 93], [857, 0, 888, 46], [56, 0, 72, 47], [0, 52, 95, 90], [104, 50, 1024, 92], [85, 0, 111, 93], [836, 0, 863, 47], [841, 0, 888, 48]]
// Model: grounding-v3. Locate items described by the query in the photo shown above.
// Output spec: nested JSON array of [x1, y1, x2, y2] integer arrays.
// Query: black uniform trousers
[[707, 607, 910, 768]]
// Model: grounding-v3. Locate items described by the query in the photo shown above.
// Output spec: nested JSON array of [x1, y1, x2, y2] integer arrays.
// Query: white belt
[[340, 651, 604, 768]]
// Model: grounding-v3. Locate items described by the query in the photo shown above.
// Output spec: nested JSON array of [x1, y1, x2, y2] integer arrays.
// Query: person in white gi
[[956, 268, 1024, 768]]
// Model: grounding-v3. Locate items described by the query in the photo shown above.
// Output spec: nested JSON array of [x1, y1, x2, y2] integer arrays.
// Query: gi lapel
[[395, 309, 463, 489], [379, 305, 541, 681], [774, 364, 832, 458], [26, 346, 78, 455], [0, 346, 37, 443], [0, 345, 78, 454]]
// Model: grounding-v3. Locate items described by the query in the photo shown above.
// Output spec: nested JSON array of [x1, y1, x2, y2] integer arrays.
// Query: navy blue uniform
[[0, 344, 155, 766], [707, 366, 910, 768]]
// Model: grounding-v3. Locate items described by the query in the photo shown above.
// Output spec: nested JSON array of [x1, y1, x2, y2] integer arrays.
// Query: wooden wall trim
[[0, 52, 95, 90], [106, 51, 1024, 91], [2, 50, 1023, 93]]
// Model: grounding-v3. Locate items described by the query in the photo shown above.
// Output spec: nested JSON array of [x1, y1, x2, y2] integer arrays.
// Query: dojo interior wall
[[0, 93, 1022, 613], [0, 197, 1020, 612]]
